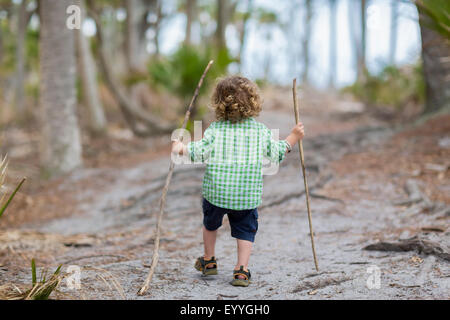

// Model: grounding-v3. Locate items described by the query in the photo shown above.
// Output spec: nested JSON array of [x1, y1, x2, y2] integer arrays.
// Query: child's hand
[[291, 122, 305, 140], [172, 140, 185, 155]]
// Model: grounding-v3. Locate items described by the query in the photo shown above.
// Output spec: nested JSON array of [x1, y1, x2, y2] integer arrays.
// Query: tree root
[[363, 235, 450, 262], [310, 192, 344, 204], [292, 274, 353, 293]]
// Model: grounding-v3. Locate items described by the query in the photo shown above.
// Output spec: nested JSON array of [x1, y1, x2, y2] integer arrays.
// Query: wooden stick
[[292, 78, 319, 271], [138, 60, 214, 295]]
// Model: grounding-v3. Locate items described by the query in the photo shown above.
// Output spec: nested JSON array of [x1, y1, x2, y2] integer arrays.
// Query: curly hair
[[211, 76, 262, 123]]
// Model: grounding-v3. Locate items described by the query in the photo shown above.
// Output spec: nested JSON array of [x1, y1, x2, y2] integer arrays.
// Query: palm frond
[[416, 0, 450, 39]]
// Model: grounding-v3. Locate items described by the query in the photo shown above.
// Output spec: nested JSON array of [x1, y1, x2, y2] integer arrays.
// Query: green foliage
[[342, 63, 425, 109], [31, 259, 37, 286], [0, 178, 26, 219], [148, 44, 234, 103], [0, 18, 16, 74], [0, 155, 25, 219], [254, 7, 278, 24], [416, 0, 450, 39], [254, 78, 268, 89], [29, 259, 62, 300], [25, 29, 40, 69], [123, 71, 149, 87]]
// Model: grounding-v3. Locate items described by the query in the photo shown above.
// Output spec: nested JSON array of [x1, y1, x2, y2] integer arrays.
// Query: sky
[[155, 0, 422, 88]]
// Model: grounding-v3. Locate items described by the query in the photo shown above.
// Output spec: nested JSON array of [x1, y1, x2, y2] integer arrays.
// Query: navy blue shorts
[[202, 198, 258, 242]]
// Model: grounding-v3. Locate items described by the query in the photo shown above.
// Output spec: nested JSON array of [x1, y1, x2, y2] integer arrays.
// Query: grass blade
[[31, 259, 37, 286], [53, 265, 62, 275], [0, 177, 26, 219]]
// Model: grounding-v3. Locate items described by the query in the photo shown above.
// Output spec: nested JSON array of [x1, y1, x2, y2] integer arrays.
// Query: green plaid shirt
[[187, 117, 288, 210]]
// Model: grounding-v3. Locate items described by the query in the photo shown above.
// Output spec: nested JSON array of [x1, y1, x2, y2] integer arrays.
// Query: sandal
[[231, 266, 251, 287], [194, 256, 218, 276]]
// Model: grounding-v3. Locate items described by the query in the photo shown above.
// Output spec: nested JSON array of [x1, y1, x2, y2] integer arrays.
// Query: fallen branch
[[137, 60, 214, 296], [363, 235, 450, 262], [0, 230, 97, 251], [217, 293, 238, 300], [310, 192, 344, 204], [292, 275, 353, 293], [421, 226, 446, 233], [61, 254, 128, 265]]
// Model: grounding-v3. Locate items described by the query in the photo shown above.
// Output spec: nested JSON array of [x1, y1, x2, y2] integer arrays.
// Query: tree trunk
[[215, 0, 227, 49], [302, 0, 312, 84], [185, 0, 196, 45], [238, 0, 253, 72], [418, 8, 450, 113], [263, 33, 272, 81], [154, 0, 162, 56], [75, 0, 106, 135], [348, 0, 358, 80], [125, 0, 143, 72], [14, 0, 27, 113], [358, 0, 367, 80], [103, 7, 126, 74], [389, 0, 398, 65], [0, 20, 3, 68], [328, 0, 337, 88], [39, 0, 82, 175]]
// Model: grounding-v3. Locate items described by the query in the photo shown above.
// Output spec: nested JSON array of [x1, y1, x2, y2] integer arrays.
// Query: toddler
[[172, 76, 304, 286]]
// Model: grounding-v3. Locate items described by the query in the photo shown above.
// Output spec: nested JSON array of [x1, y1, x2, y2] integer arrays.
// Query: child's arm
[[172, 123, 216, 162], [263, 122, 305, 163], [172, 140, 187, 156], [284, 122, 305, 153]]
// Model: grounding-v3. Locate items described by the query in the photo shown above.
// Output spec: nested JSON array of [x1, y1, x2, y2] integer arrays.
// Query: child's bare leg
[[203, 226, 217, 260], [234, 239, 252, 277]]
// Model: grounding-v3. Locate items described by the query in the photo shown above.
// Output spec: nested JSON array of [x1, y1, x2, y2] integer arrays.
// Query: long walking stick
[[292, 78, 319, 271], [138, 60, 214, 295]]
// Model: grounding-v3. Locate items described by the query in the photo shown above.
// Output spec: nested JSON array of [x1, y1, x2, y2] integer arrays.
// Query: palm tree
[[14, 0, 27, 113], [358, 0, 367, 80], [389, 0, 398, 65], [348, 0, 367, 81], [185, 0, 196, 45], [76, 0, 106, 135], [237, 0, 253, 71], [75, 0, 106, 135], [329, 0, 337, 88], [302, 0, 312, 84], [39, 0, 82, 175], [416, 0, 450, 113], [216, 0, 227, 49]]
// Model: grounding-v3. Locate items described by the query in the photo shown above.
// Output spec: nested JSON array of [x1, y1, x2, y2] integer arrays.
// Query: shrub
[[148, 44, 234, 104], [342, 63, 425, 109]]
